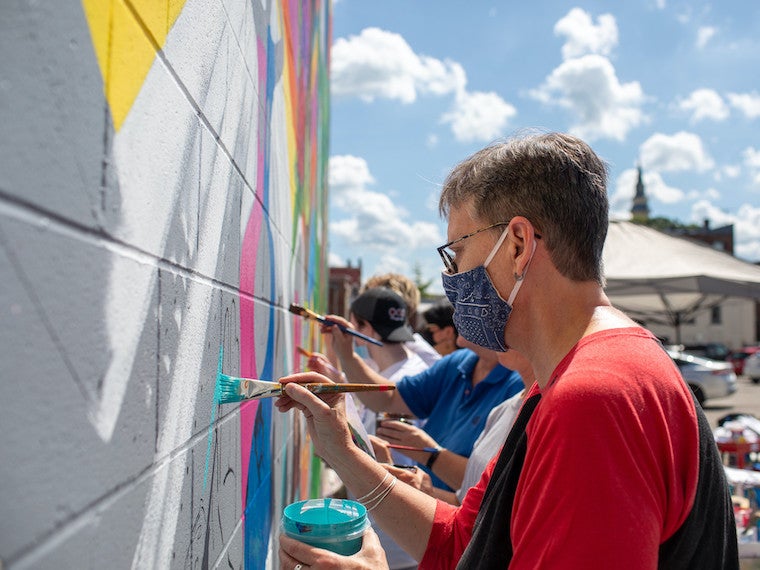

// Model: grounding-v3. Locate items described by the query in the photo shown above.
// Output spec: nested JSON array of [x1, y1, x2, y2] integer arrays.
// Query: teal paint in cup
[[282, 498, 369, 556]]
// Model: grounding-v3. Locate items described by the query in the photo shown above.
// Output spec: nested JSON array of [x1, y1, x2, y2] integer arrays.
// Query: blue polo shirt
[[397, 348, 524, 490]]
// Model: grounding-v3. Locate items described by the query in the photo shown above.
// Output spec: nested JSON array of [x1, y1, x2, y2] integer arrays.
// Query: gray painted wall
[[0, 0, 330, 567]]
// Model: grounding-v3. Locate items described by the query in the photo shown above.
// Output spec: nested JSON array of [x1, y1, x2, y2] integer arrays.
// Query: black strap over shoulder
[[456, 392, 541, 569], [456, 390, 738, 569]]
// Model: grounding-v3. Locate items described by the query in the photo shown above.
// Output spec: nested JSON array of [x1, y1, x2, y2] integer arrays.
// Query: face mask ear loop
[[507, 239, 537, 305], [483, 227, 510, 268]]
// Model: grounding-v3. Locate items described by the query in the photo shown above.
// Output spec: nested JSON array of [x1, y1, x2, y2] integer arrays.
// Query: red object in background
[[735, 506, 752, 532], [717, 440, 760, 469], [729, 347, 760, 376]]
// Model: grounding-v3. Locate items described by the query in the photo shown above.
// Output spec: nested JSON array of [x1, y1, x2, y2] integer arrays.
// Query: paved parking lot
[[703, 375, 760, 429]]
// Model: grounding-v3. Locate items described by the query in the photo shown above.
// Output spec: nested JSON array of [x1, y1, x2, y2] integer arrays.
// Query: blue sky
[[327, 0, 760, 293]]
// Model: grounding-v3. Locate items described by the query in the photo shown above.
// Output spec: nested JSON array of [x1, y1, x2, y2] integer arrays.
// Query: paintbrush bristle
[[288, 303, 307, 316], [215, 373, 247, 404], [216, 374, 283, 403], [289, 303, 321, 321]]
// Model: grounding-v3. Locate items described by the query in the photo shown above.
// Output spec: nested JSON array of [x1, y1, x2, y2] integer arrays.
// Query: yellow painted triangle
[[81, 0, 187, 131]]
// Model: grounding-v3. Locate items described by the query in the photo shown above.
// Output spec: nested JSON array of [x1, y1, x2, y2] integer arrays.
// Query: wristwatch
[[426, 447, 442, 469]]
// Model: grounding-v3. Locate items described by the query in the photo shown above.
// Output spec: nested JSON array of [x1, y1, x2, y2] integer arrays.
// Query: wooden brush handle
[[303, 383, 395, 394]]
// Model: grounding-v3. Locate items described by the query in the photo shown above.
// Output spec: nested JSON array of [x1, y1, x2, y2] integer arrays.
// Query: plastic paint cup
[[282, 498, 369, 556]]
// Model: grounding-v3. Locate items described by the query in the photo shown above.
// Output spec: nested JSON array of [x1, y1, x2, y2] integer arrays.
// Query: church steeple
[[631, 164, 650, 222]]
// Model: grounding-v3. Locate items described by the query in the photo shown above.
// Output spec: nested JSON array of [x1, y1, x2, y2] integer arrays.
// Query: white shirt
[[405, 332, 441, 367], [361, 350, 429, 570], [455, 389, 526, 504]]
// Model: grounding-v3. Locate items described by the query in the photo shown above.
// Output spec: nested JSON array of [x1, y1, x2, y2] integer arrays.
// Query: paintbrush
[[386, 443, 440, 453], [296, 346, 343, 377], [288, 303, 384, 347], [215, 373, 395, 404]]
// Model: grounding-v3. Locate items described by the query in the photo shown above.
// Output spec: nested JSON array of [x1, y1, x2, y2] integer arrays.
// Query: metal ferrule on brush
[[238, 378, 282, 399]]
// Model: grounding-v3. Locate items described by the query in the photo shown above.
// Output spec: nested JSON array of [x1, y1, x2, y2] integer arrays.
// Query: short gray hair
[[439, 132, 609, 284]]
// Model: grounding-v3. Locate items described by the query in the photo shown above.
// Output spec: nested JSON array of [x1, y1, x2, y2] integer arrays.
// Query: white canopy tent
[[602, 221, 760, 343]]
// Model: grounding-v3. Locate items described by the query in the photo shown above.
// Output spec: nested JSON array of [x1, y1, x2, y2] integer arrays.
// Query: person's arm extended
[[383, 463, 460, 506], [324, 315, 413, 415], [377, 420, 468, 491], [428, 450, 468, 493], [276, 376, 437, 561]]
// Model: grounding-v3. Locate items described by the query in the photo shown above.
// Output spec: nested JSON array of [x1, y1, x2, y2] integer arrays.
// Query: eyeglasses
[[437, 222, 509, 274], [437, 221, 541, 274]]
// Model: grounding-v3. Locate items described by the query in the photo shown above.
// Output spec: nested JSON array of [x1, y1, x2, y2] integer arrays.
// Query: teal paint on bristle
[[216, 372, 246, 404]]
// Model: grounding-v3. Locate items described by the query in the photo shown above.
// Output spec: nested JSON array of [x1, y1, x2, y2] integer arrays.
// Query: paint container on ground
[[282, 498, 369, 555]]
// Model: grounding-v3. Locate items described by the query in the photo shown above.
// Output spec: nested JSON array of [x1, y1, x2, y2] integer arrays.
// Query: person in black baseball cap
[[350, 287, 415, 343], [348, 287, 430, 570]]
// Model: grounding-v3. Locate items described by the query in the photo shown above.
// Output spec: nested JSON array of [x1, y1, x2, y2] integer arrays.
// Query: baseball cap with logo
[[350, 287, 415, 343]]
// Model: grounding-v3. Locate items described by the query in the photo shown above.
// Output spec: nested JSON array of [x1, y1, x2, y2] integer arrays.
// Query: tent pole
[[674, 313, 682, 344]]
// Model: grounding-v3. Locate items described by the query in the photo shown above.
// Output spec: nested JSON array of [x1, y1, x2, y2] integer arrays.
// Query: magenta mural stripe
[[239, 197, 263, 508]]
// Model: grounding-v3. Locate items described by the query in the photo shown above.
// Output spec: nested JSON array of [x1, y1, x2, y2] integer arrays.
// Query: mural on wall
[[0, 0, 330, 568]]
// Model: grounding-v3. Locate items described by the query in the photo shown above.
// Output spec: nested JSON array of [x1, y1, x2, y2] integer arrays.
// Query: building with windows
[[328, 261, 362, 318]]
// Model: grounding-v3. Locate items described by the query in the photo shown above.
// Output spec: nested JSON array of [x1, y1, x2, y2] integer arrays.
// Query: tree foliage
[[413, 262, 435, 299]]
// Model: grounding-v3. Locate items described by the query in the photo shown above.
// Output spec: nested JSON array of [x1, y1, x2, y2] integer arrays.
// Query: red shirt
[[421, 328, 699, 569]]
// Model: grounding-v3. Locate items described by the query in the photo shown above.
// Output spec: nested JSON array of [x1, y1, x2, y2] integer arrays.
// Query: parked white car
[[744, 352, 760, 384], [665, 348, 737, 406]]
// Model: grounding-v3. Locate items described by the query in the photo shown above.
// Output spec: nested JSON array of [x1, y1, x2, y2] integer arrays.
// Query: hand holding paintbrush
[[216, 371, 395, 404], [289, 303, 383, 347], [297, 346, 346, 383]]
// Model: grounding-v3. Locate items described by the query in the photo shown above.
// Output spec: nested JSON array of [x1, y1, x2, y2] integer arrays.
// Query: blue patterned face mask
[[441, 228, 535, 352]]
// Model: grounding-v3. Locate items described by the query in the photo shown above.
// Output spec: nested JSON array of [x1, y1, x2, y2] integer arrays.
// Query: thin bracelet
[[356, 472, 390, 503], [365, 477, 397, 512], [361, 475, 395, 509]]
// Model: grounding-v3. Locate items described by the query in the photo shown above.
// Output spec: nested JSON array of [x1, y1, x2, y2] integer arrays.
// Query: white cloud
[[441, 90, 517, 143], [529, 54, 646, 141], [643, 171, 687, 204], [331, 27, 516, 143], [685, 187, 721, 202], [374, 253, 413, 276], [609, 168, 642, 219], [331, 27, 464, 103], [554, 8, 618, 60], [690, 200, 734, 227], [715, 164, 741, 181], [705, 188, 721, 201], [677, 89, 729, 122], [696, 26, 717, 49], [656, 0, 666, 9], [328, 252, 345, 267], [691, 200, 760, 262], [425, 187, 441, 211], [426, 134, 439, 148], [610, 168, 685, 217], [328, 155, 444, 253], [329, 155, 375, 207], [744, 147, 760, 187], [639, 131, 715, 172], [727, 92, 760, 119], [743, 147, 760, 169]]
